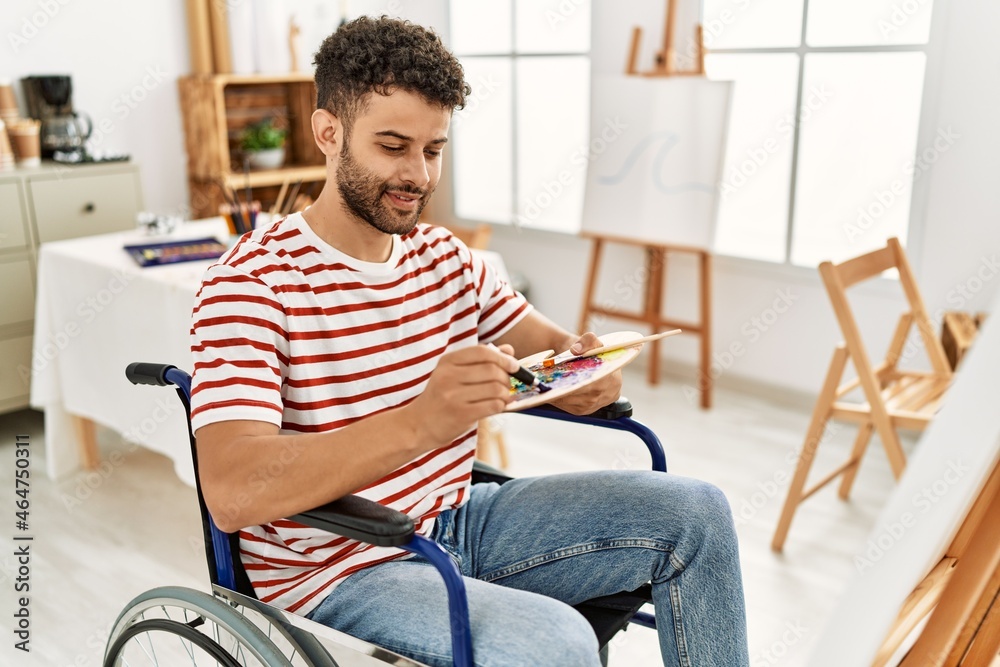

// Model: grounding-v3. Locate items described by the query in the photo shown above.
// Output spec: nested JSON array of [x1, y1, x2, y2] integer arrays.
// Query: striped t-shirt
[[189, 212, 531, 615]]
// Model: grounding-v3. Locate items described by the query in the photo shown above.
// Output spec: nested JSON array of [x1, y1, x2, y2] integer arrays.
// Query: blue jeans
[[307, 471, 749, 666]]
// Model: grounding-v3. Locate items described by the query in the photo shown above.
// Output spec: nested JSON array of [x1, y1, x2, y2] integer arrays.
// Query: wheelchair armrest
[[472, 460, 514, 485], [290, 495, 415, 547], [529, 396, 633, 420]]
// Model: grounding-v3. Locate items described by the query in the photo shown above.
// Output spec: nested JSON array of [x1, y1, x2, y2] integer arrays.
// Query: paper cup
[[8, 122, 41, 166], [0, 124, 13, 171], [0, 84, 17, 117]]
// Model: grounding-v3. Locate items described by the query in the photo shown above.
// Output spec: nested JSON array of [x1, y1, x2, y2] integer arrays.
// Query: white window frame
[[447, 2, 592, 232], [706, 0, 948, 280]]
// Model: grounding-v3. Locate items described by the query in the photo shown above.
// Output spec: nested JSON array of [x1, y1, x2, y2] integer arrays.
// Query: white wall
[[434, 0, 1000, 400], [1, 0, 446, 215], [2, 0, 191, 213], [912, 0, 1000, 314]]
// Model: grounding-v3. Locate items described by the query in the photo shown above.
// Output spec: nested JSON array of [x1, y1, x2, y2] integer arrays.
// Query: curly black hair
[[313, 16, 470, 132]]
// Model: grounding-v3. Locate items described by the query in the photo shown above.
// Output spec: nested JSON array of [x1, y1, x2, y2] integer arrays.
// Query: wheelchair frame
[[105, 362, 667, 667]]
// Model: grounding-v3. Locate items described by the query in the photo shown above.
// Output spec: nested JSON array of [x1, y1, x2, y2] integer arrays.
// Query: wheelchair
[[104, 361, 669, 667]]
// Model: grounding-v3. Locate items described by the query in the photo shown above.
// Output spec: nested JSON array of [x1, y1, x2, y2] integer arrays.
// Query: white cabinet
[[0, 162, 142, 413]]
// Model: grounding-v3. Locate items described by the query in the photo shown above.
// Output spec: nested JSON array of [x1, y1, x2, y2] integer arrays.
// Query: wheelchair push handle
[[125, 362, 179, 387]]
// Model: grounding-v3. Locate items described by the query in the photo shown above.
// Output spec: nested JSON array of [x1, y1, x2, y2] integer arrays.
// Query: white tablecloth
[[30, 219, 511, 485], [31, 219, 231, 485]]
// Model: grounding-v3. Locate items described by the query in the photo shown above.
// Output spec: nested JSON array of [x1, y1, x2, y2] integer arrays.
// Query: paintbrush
[[282, 179, 303, 216], [218, 183, 245, 235], [243, 157, 253, 224], [227, 184, 249, 234], [544, 329, 683, 367], [488, 343, 551, 393], [270, 179, 290, 215]]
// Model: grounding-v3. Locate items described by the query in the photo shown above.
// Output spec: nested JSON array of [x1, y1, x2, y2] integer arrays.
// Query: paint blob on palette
[[502, 331, 651, 412], [508, 348, 629, 403]]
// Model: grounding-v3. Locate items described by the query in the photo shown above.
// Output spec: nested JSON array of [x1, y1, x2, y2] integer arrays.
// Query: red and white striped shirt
[[189, 212, 530, 615]]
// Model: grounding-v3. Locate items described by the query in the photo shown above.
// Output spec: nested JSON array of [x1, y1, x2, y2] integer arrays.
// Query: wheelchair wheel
[[104, 586, 337, 667]]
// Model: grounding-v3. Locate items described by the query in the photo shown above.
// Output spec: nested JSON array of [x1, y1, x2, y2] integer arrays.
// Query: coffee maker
[[21, 75, 92, 158]]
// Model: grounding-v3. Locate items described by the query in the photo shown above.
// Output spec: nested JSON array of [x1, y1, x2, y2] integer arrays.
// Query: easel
[[874, 457, 1000, 666], [578, 234, 713, 408], [624, 0, 705, 77], [578, 0, 715, 409]]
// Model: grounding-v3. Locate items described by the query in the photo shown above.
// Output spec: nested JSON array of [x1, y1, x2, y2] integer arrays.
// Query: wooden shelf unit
[[178, 73, 326, 218]]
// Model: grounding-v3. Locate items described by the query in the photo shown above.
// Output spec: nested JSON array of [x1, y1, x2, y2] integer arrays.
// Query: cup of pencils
[[219, 200, 260, 237], [218, 176, 263, 238]]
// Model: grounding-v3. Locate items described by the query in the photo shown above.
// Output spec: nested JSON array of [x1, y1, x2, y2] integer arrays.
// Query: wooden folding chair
[[772, 237, 954, 552]]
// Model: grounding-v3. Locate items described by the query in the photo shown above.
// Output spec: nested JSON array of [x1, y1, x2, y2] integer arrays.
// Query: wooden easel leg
[[901, 479, 1000, 666], [873, 558, 960, 667], [661, 0, 678, 74], [72, 415, 100, 470], [645, 247, 665, 386], [496, 428, 510, 470], [579, 238, 604, 336], [695, 25, 705, 75], [476, 419, 493, 463], [959, 586, 1000, 665], [876, 464, 1000, 666], [699, 250, 713, 409], [949, 548, 1000, 666], [477, 418, 509, 469], [837, 421, 875, 500], [627, 26, 643, 75], [772, 345, 849, 552]]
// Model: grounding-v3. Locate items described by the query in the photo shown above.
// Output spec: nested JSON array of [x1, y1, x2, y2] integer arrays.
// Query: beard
[[336, 140, 431, 236]]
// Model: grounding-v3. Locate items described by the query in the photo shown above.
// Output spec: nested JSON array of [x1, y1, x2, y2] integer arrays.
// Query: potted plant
[[240, 118, 287, 169]]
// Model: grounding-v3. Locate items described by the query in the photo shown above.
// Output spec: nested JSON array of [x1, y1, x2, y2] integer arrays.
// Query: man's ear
[[311, 108, 342, 160]]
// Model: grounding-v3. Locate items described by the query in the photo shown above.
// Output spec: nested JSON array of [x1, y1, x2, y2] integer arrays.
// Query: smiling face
[[332, 89, 451, 236]]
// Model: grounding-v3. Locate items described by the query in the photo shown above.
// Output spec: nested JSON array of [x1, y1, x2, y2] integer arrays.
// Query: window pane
[[515, 0, 590, 54], [449, 0, 511, 55], [516, 57, 590, 233], [807, 0, 935, 47], [452, 58, 514, 224], [791, 53, 926, 267], [707, 54, 799, 262], [702, 0, 804, 49]]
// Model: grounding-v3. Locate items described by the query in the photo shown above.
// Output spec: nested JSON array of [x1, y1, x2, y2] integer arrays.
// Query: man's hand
[[550, 332, 623, 416], [405, 344, 519, 449]]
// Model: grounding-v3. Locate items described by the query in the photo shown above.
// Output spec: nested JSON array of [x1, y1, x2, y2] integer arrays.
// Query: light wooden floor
[[0, 365, 920, 667]]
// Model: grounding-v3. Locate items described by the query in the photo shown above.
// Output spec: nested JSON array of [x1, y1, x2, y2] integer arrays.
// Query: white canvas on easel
[[810, 290, 1000, 666], [581, 74, 732, 249]]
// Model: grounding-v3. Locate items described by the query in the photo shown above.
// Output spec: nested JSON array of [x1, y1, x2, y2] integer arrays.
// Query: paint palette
[[124, 237, 228, 267], [504, 331, 649, 412]]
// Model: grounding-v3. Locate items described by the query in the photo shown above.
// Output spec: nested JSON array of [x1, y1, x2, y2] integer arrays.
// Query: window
[[448, 1, 591, 233], [704, 0, 935, 266]]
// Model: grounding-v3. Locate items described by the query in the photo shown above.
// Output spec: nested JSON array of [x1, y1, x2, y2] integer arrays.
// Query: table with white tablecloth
[[30, 219, 512, 485], [30, 218, 232, 485]]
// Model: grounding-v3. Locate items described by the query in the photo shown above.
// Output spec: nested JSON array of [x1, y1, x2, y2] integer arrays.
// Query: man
[[191, 16, 749, 667]]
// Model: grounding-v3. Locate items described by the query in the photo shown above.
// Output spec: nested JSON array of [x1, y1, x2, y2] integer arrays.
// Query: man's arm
[[492, 309, 622, 415], [197, 344, 520, 533], [491, 309, 577, 359]]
